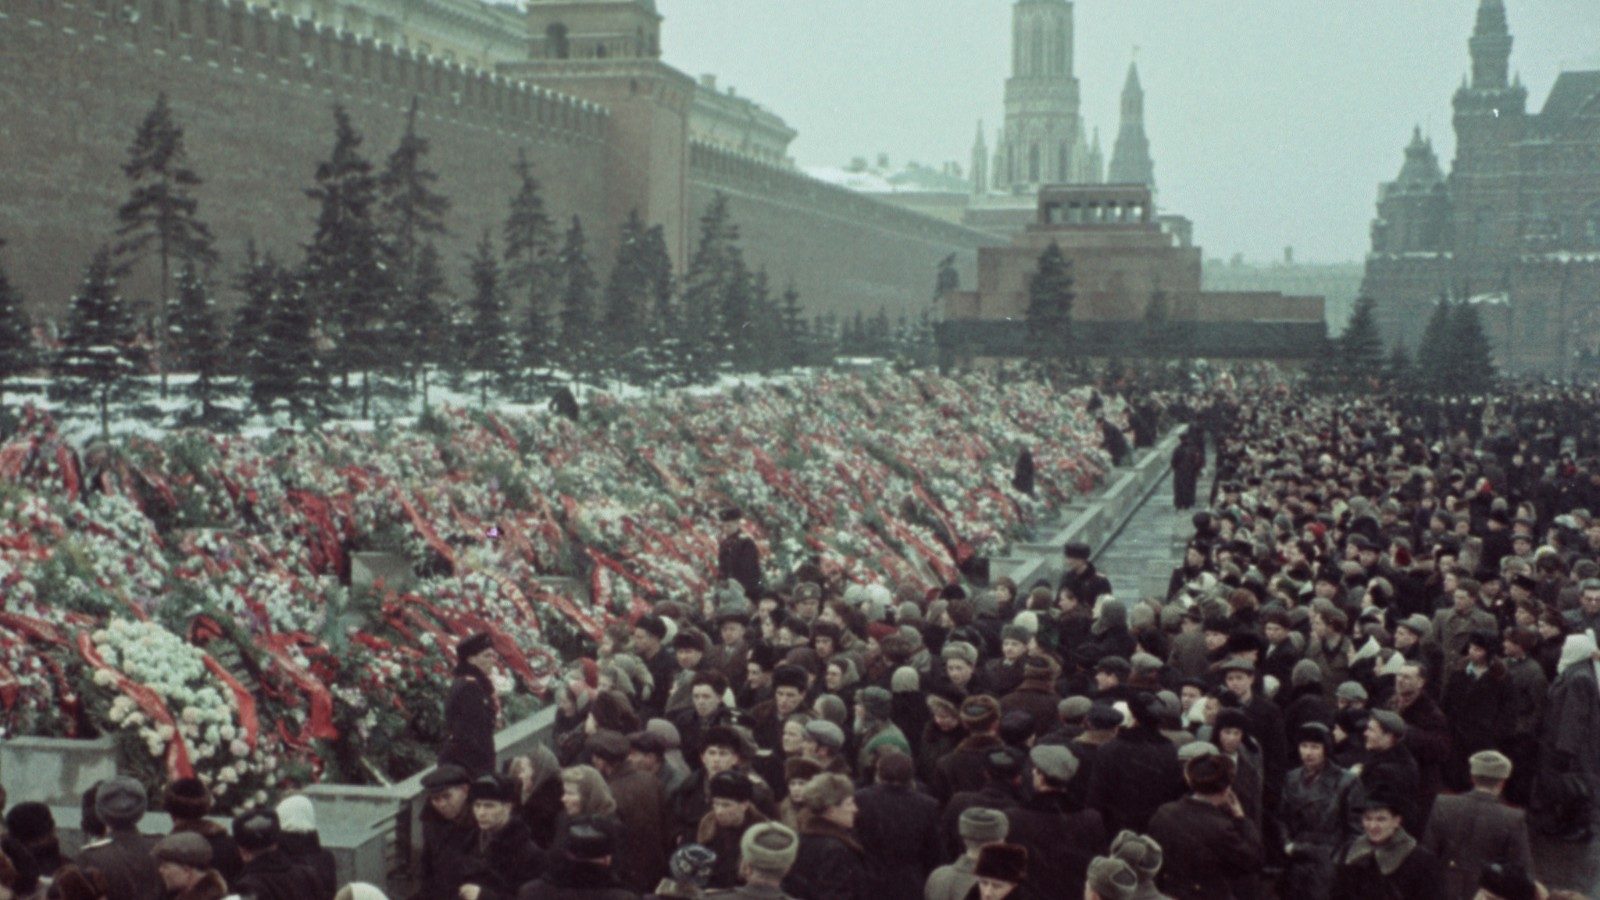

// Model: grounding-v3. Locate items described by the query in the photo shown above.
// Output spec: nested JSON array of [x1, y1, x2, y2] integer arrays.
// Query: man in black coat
[[1146, 753, 1265, 900], [716, 507, 763, 600], [162, 778, 244, 886], [419, 765, 478, 900], [1085, 696, 1185, 836], [853, 753, 940, 900], [517, 818, 638, 900], [632, 616, 679, 721], [1058, 543, 1112, 609], [452, 774, 546, 900], [441, 632, 501, 777], [1004, 746, 1107, 900], [1357, 711, 1423, 826], [231, 809, 326, 900]]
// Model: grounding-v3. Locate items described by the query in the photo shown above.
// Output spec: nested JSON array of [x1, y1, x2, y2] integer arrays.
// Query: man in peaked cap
[[716, 506, 763, 601], [1420, 750, 1532, 900], [1001, 744, 1103, 895], [78, 776, 163, 900]]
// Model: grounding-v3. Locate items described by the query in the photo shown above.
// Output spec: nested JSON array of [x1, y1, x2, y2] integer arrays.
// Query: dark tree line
[[2, 95, 942, 435], [1318, 293, 1496, 395]]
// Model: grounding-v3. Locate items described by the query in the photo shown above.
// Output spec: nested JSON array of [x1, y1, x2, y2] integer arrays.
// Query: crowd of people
[[8, 377, 1600, 900]]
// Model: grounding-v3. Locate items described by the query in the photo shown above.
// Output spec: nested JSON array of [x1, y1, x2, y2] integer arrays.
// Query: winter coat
[[1001, 790, 1107, 900], [1085, 726, 1185, 836], [1439, 661, 1511, 788], [1145, 797, 1264, 900], [1166, 631, 1210, 681], [1430, 606, 1498, 662], [1328, 831, 1444, 900], [516, 857, 639, 900], [1502, 655, 1547, 739], [717, 533, 763, 600], [1355, 742, 1423, 827], [1540, 660, 1600, 780], [934, 733, 1006, 803], [1059, 564, 1113, 612], [1389, 693, 1452, 825], [420, 802, 478, 900], [1000, 676, 1060, 737], [1278, 764, 1356, 900], [696, 805, 770, 890], [76, 830, 163, 900], [448, 819, 546, 900], [171, 818, 244, 885], [1260, 639, 1303, 688], [710, 884, 799, 900], [441, 664, 499, 777], [783, 818, 867, 900], [917, 721, 965, 790], [941, 783, 1024, 861], [604, 761, 669, 892], [278, 831, 338, 899], [1419, 790, 1532, 900], [854, 783, 942, 900], [233, 848, 326, 900], [519, 770, 568, 849]]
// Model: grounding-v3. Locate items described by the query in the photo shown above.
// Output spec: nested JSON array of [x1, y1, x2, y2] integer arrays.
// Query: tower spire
[[1469, 0, 1512, 90], [1108, 57, 1155, 189], [971, 120, 989, 195]]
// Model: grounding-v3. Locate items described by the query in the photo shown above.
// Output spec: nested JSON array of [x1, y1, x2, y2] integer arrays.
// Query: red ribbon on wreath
[[258, 636, 338, 742], [75, 632, 194, 782]]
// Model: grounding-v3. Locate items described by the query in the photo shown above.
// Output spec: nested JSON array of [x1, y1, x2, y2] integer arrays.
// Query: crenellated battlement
[[7, 0, 608, 143]]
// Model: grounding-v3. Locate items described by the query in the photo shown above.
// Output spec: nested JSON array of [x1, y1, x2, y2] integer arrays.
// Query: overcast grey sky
[[658, 0, 1599, 264]]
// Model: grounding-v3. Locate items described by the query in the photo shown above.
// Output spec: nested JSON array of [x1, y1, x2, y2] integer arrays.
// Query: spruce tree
[[304, 105, 391, 419], [1337, 295, 1384, 391], [53, 248, 144, 438], [0, 238, 33, 411], [638, 224, 677, 384], [1385, 340, 1414, 393], [504, 149, 559, 386], [228, 242, 276, 377], [250, 266, 327, 424], [465, 229, 513, 407], [601, 210, 649, 378], [114, 92, 217, 398], [745, 268, 779, 373], [1024, 241, 1074, 366], [395, 240, 450, 407], [168, 260, 228, 423], [1415, 295, 1454, 393], [1448, 300, 1497, 395], [378, 97, 450, 296], [556, 216, 597, 379], [680, 194, 741, 381], [778, 279, 806, 369], [721, 261, 754, 371]]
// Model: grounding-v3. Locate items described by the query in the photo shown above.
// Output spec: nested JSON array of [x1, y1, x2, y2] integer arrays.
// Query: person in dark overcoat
[[1002, 745, 1106, 900], [1438, 633, 1511, 791], [586, 731, 669, 893], [1533, 633, 1600, 839], [1328, 790, 1444, 900], [1085, 695, 1185, 836], [852, 753, 940, 900], [1145, 753, 1264, 900], [783, 774, 868, 900], [1278, 724, 1356, 900], [1171, 433, 1203, 511], [716, 507, 763, 600], [77, 778, 163, 900], [418, 765, 478, 900], [441, 632, 501, 777], [450, 774, 546, 900], [516, 818, 638, 900], [230, 809, 326, 900], [1000, 655, 1062, 738], [693, 772, 770, 890]]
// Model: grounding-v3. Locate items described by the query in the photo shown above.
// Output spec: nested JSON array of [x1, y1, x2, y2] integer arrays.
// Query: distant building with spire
[[1360, 0, 1600, 374], [1108, 61, 1155, 189]]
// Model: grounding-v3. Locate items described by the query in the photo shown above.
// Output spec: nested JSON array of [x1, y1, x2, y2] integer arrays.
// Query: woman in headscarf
[[506, 744, 565, 848], [1533, 633, 1600, 840]]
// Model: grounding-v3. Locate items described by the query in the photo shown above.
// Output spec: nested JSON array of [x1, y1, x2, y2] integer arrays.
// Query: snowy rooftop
[[805, 161, 972, 195]]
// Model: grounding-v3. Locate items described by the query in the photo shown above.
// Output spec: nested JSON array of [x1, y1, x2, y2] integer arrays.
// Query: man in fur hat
[[162, 778, 242, 883]]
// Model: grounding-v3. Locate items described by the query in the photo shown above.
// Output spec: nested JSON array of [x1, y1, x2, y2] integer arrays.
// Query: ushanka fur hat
[[974, 843, 1029, 884]]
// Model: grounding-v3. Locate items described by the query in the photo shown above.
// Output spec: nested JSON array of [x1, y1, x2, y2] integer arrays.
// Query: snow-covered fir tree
[[304, 105, 391, 418], [53, 247, 145, 438], [465, 229, 514, 406], [167, 259, 228, 423]]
